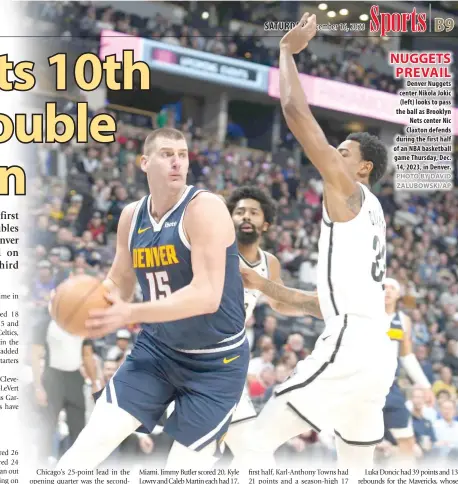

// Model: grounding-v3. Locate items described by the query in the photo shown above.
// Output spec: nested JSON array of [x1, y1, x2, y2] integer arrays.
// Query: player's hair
[[346, 132, 388, 186], [226, 186, 277, 225], [143, 127, 185, 155]]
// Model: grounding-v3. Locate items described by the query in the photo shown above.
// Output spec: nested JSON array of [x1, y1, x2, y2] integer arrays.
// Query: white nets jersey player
[[239, 250, 269, 322], [317, 182, 387, 325], [229, 249, 269, 426], [167, 250, 269, 436], [273, 182, 397, 444]]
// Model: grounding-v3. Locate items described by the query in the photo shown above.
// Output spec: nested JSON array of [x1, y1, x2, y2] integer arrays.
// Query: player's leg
[[224, 385, 258, 453], [230, 343, 340, 468], [57, 389, 143, 469], [333, 359, 397, 471], [165, 342, 251, 469], [334, 434, 376, 471], [166, 440, 220, 470], [57, 342, 176, 470], [231, 391, 314, 468], [383, 382, 416, 464], [384, 409, 416, 464]]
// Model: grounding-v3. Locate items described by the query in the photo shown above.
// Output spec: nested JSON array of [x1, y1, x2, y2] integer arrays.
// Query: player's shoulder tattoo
[[345, 188, 362, 216]]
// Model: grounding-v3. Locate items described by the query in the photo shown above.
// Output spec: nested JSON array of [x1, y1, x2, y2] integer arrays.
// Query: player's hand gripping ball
[[280, 12, 317, 54], [50, 274, 111, 337], [86, 292, 133, 339]]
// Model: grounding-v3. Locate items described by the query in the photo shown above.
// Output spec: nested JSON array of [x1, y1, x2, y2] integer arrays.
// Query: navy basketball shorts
[[97, 331, 250, 451], [383, 381, 414, 441]]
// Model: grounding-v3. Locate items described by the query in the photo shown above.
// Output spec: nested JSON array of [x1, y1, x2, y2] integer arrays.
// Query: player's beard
[[236, 223, 260, 245]]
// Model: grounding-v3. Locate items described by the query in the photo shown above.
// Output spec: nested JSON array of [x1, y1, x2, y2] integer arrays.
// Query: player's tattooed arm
[[261, 278, 322, 319], [345, 188, 362, 216], [241, 254, 322, 319]]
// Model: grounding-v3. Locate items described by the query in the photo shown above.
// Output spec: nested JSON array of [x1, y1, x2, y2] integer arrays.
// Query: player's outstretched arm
[[400, 315, 432, 390], [279, 14, 356, 199], [240, 263, 322, 320], [103, 202, 138, 302], [128, 193, 234, 323], [262, 253, 321, 318]]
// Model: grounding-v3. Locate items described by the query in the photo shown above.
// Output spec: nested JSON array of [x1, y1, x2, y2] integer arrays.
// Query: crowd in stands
[[28, 0, 405, 96]]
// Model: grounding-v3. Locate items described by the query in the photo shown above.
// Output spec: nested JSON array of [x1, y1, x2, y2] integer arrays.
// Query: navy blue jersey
[[128, 186, 245, 351], [387, 311, 404, 378]]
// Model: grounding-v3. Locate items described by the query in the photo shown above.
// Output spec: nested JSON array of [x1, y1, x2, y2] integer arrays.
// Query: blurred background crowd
[[22, 0, 458, 469]]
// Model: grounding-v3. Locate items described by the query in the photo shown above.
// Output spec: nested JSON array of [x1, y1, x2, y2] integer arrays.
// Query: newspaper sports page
[[0, 1, 457, 483]]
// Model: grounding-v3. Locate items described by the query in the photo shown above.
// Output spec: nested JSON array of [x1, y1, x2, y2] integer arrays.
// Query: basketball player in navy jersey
[[231, 13, 396, 472], [56, 128, 248, 470], [383, 278, 433, 463], [165, 186, 322, 454]]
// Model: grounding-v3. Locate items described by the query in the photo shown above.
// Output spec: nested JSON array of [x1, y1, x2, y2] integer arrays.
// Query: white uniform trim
[[175, 333, 246, 354], [128, 197, 146, 252], [177, 189, 206, 250], [239, 248, 269, 322], [147, 186, 193, 232], [189, 404, 237, 451], [218, 326, 246, 344], [109, 378, 118, 407]]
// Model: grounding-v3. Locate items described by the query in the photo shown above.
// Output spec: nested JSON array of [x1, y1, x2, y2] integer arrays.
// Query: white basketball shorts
[[274, 314, 397, 445], [231, 384, 257, 425]]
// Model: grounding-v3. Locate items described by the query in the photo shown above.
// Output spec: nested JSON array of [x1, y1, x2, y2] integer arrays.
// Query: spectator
[[33, 260, 56, 309], [440, 283, 458, 309], [442, 340, 458, 376], [106, 330, 132, 361], [248, 366, 276, 399], [445, 313, 458, 342], [283, 333, 307, 361], [248, 346, 275, 379], [415, 345, 435, 384], [411, 309, 430, 346], [410, 388, 437, 460], [434, 400, 458, 456], [107, 185, 129, 232], [432, 367, 457, 399], [259, 315, 286, 353], [87, 212, 107, 245], [406, 384, 438, 423]]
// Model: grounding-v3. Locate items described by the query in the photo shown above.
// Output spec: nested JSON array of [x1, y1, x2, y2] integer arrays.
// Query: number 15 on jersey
[[147, 271, 172, 300]]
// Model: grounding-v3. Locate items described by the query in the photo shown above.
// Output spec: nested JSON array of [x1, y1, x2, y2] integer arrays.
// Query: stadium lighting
[[327, 11, 336, 18], [339, 9, 349, 15], [201, 11, 209, 20], [360, 14, 369, 21], [318, 3, 328, 10], [347, 122, 364, 132]]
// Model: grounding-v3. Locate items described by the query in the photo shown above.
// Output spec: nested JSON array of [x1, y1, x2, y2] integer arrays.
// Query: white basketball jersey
[[239, 249, 269, 322], [317, 183, 387, 322]]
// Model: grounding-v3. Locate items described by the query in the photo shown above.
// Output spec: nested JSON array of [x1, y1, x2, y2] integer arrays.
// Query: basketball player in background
[[224, 186, 322, 452], [231, 13, 396, 471], [383, 278, 433, 463], [56, 127, 248, 470]]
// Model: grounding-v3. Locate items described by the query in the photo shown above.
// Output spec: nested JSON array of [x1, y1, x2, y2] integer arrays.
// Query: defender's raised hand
[[280, 13, 317, 54]]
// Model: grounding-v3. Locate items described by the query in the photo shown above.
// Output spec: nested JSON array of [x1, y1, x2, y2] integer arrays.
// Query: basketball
[[50, 274, 111, 337]]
